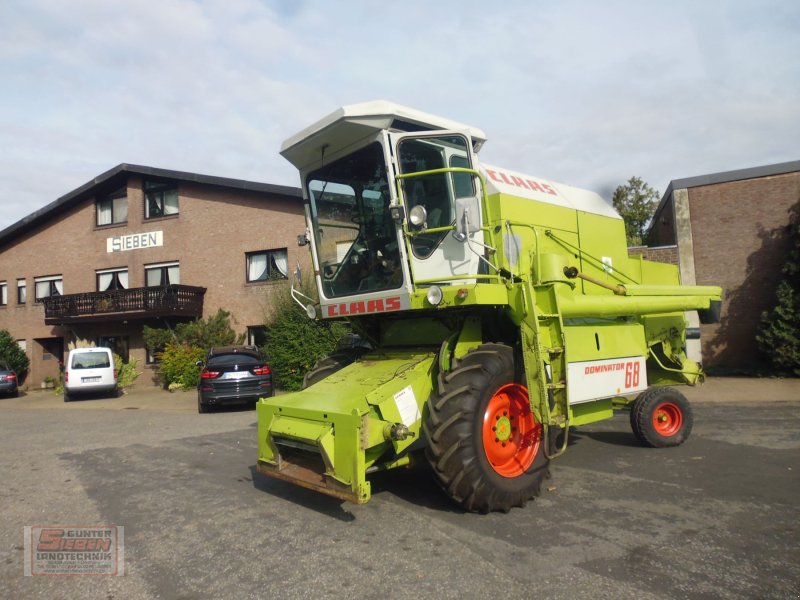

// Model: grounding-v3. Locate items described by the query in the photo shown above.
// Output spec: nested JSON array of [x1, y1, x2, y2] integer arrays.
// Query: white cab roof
[[281, 100, 487, 171]]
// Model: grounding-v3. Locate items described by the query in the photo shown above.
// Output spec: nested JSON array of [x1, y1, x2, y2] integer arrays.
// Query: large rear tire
[[424, 343, 550, 513], [630, 387, 693, 447]]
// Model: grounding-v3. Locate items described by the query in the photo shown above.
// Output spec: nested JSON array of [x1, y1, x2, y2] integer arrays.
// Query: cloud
[[0, 0, 797, 231]]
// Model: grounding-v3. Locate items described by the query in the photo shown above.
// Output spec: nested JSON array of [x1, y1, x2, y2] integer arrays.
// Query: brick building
[[646, 160, 800, 370], [0, 164, 305, 388]]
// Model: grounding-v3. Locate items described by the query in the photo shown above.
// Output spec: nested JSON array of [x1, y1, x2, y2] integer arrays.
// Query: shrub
[[757, 205, 800, 376], [144, 309, 245, 388], [144, 309, 244, 353], [262, 283, 352, 391], [0, 329, 29, 382], [157, 343, 205, 388], [114, 354, 142, 389]]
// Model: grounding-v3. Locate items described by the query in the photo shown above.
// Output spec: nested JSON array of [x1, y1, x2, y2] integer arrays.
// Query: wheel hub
[[495, 415, 512, 441], [652, 402, 682, 436], [482, 383, 541, 478]]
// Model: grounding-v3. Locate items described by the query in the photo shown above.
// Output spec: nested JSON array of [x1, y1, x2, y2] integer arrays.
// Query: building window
[[97, 268, 129, 291], [16, 339, 26, 353], [247, 326, 267, 347], [97, 187, 128, 226], [34, 276, 63, 302], [98, 335, 129, 362], [145, 262, 180, 286], [246, 249, 288, 282], [0, 282, 6, 306], [144, 180, 179, 219], [17, 280, 26, 304]]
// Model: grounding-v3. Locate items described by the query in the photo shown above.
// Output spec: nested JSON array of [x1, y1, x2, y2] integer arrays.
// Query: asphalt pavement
[[1, 378, 798, 599]]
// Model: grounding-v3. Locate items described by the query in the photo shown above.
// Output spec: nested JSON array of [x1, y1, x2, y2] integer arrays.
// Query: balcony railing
[[43, 285, 206, 324]]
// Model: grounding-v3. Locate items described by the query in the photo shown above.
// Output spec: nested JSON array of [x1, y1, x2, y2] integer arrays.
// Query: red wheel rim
[[652, 402, 683, 436], [482, 383, 541, 477]]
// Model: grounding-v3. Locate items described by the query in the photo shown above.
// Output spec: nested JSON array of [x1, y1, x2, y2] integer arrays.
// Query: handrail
[[42, 284, 206, 320]]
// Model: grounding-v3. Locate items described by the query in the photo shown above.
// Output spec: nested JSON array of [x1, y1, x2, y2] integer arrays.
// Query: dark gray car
[[0, 362, 18, 397], [197, 346, 272, 413]]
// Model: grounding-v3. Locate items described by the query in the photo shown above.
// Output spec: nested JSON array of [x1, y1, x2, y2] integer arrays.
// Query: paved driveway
[[1, 379, 798, 599]]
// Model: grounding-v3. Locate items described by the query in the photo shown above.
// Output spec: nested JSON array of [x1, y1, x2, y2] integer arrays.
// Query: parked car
[[64, 347, 118, 401], [196, 345, 272, 413], [0, 362, 18, 397]]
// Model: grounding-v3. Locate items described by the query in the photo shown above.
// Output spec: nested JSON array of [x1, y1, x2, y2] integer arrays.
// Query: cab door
[[390, 132, 485, 285]]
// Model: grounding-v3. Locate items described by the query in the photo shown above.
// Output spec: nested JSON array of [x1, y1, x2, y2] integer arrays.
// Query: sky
[[1, 0, 798, 231]]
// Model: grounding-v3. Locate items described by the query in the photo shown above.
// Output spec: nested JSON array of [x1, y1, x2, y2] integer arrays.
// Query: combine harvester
[[256, 101, 722, 513]]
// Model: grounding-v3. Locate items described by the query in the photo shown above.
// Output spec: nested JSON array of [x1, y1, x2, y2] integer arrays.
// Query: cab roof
[[280, 100, 487, 172]]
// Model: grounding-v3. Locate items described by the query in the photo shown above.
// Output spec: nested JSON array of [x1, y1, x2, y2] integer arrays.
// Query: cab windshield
[[307, 142, 402, 299]]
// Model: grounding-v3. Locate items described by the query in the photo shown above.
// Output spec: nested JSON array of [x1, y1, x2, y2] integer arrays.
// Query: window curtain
[[1, 285, 7, 305], [273, 250, 288, 278], [98, 273, 113, 291], [146, 269, 161, 287], [36, 281, 50, 299], [248, 254, 267, 281], [118, 271, 129, 289], [167, 265, 180, 285], [164, 190, 179, 215], [113, 196, 128, 223], [54, 279, 63, 295], [97, 200, 112, 226]]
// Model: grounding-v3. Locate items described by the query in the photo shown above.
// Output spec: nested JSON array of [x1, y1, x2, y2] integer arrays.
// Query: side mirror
[[455, 196, 481, 240], [195, 360, 204, 367]]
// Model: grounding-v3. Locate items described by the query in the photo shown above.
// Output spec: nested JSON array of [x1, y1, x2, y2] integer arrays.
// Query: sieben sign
[[107, 231, 164, 253]]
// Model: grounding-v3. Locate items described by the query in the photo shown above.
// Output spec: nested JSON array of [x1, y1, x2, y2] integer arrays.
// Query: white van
[[64, 347, 118, 401]]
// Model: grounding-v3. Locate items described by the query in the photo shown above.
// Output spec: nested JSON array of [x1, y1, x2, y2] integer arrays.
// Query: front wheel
[[630, 387, 693, 447], [424, 343, 550, 513]]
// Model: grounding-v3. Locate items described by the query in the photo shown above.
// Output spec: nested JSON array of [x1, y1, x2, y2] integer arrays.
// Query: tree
[[756, 204, 800, 376], [0, 330, 29, 381], [612, 176, 660, 246]]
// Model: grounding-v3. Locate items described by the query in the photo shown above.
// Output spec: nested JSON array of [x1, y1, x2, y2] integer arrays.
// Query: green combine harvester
[[256, 101, 722, 513]]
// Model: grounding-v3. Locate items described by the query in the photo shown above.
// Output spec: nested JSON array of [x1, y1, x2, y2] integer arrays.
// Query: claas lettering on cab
[[255, 101, 722, 513]]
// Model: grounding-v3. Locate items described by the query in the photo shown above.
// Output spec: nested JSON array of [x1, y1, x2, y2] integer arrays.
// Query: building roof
[[650, 159, 800, 235], [0, 163, 302, 249]]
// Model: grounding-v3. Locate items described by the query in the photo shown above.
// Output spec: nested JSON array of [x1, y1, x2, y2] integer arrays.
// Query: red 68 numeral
[[624, 362, 640, 388]]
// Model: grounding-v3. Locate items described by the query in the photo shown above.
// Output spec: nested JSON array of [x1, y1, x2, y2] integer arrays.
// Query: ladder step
[[537, 314, 559, 320]]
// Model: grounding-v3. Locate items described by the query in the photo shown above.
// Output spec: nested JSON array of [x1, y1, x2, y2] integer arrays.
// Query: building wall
[[627, 245, 679, 265], [0, 175, 306, 388], [688, 171, 800, 368]]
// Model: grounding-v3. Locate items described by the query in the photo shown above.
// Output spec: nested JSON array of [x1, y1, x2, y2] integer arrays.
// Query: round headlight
[[409, 205, 427, 228], [426, 285, 443, 306], [305, 304, 317, 319]]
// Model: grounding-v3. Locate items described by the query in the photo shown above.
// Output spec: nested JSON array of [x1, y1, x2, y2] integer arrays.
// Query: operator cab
[[281, 101, 488, 317]]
